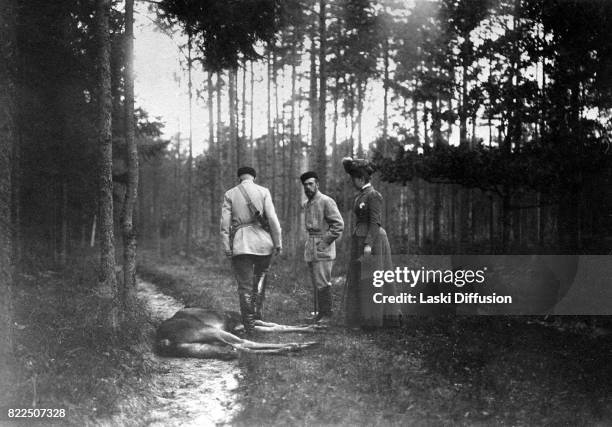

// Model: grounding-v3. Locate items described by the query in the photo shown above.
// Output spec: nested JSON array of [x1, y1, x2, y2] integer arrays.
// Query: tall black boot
[[239, 292, 255, 335], [316, 286, 332, 324], [251, 276, 266, 321]]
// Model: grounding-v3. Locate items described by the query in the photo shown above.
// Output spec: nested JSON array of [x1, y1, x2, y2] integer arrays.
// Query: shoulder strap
[[237, 183, 260, 219]]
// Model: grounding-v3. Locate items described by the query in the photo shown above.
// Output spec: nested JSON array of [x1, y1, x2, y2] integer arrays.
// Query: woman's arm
[[364, 191, 382, 248]]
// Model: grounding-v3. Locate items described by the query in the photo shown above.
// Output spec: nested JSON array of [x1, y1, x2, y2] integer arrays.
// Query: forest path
[[132, 279, 242, 426]]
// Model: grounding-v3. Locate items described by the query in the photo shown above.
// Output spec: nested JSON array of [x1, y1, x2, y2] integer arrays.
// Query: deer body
[[156, 308, 321, 359]]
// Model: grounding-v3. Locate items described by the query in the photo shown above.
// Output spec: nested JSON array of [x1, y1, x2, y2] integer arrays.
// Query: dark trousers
[[231, 254, 272, 294]]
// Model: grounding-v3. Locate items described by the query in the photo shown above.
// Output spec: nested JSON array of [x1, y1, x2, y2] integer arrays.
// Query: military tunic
[[220, 179, 282, 256], [303, 191, 344, 292]]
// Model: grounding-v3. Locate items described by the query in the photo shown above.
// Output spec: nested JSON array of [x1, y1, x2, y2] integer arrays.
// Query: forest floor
[[4, 252, 610, 426], [136, 252, 612, 426]]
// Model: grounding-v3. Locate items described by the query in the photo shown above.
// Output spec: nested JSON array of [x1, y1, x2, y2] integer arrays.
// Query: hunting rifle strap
[[237, 183, 260, 224]]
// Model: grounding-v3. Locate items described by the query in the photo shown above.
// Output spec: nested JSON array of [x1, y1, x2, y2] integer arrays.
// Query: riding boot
[[251, 276, 265, 321], [239, 292, 255, 335], [315, 286, 332, 324], [308, 285, 319, 321]]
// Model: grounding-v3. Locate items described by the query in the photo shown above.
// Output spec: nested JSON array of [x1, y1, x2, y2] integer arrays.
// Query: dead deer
[[156, 307, 323, 359]]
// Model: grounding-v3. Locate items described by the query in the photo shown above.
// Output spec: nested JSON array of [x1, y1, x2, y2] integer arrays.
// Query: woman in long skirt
[[342, 157, 402, 328]]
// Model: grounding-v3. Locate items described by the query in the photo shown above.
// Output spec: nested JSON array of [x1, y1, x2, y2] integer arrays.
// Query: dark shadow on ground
[[368, 316, 612, 425]]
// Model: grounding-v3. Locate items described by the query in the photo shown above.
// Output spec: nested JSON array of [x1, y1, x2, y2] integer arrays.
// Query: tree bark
[[216, 72, 224, 187], [207, 70, 217, 231], [186, 33, 193, 257], [229, 66, 239, 169], [309, 23, 318, 169], [121, 0, 138, 310], [266, 51, 274, 184], [250, 62, 255, 165], [316, 0, 327, 191], [95, 0, 118, 329], [152, 158, 161, 258], [382, 37, 389, 142], [0, 0, 16, 365], [289, 59, 297, 256]]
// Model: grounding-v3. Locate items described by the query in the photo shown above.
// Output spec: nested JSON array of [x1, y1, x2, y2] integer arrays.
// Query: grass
[[138, 253, 612, 426], [1, 253, 157, 425]]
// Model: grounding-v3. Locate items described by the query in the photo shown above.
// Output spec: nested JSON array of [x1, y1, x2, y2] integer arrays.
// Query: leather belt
[[234, 222, 257, 231]]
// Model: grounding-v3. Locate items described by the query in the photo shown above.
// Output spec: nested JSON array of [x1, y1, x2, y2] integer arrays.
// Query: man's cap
[[342, 157, 375, 177], [237, 166, 256, 178], [300, 171, 318, 183]]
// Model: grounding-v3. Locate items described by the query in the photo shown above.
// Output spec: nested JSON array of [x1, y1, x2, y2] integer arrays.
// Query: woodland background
[[1, 0, 612, 420]]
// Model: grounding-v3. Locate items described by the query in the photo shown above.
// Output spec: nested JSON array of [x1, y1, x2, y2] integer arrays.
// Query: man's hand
[[275, 246, 283, 256], [363, 244, 372, 257], [316, 241, 329, 251], [224, 250, 233, 258]]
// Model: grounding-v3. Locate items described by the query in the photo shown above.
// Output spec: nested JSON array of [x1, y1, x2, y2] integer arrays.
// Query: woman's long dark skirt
[[343, 228, 402, 328]]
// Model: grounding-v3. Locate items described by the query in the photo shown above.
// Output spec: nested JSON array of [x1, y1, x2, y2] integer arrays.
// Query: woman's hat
[[342, 157, 375, 177]]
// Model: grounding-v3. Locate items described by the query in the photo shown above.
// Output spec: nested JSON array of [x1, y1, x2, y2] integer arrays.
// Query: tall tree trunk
[[207, 70, 216, 231], [185, 33, 193, 257], [382, 37, 389, 143], [272, 56, 279, 200], [501, 191, 511, 252], [508, 0, 522, 153], [423, 101, 429, 147], [289, 59, 297, 256], [0, 0, 16, 366], [432, 97, 443, 147], [229, 66, 240, 168], [412, 97, 419, 143], [152, 158, 161, 258], [95, 0, 118, 329], [241, 60, 247, 145], [489, 195, 495, 252], [266, 51, 274, 186], [276, 67, 285, 219], [216, 72, 224, 188], [250, 62, 255, 165], [356, 82, 364, 156], [332, 78, 339, 168], [121, 0, 138, 309], [459, 42, 469, 148], [433, 184, 441, 244], [316, 0, 327, 191], [309, 25, 318, 169], [414, 179, 420, 248]]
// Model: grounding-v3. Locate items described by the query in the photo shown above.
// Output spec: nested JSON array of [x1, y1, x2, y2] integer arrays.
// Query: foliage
[[155, 0, 285, 71], [373, 131, 612, 200]]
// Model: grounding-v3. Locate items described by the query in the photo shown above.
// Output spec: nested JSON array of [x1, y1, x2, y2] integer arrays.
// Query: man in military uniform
[[300, 171, 344, 324], [221, 166, 282, 334]]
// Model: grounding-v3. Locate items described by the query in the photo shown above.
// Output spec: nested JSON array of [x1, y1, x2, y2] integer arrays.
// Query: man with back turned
[[220, 166, 282, 334]]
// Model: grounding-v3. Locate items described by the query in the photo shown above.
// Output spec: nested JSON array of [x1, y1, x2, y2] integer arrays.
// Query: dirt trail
[[134, 279, 242, 426]]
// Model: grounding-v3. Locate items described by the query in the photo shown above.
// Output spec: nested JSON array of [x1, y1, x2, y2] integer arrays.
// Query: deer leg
[[253, 320, 327, 333], [238, 342, 319, 354], [214, 330, 319, 352], [172, 343, 238, 360]]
